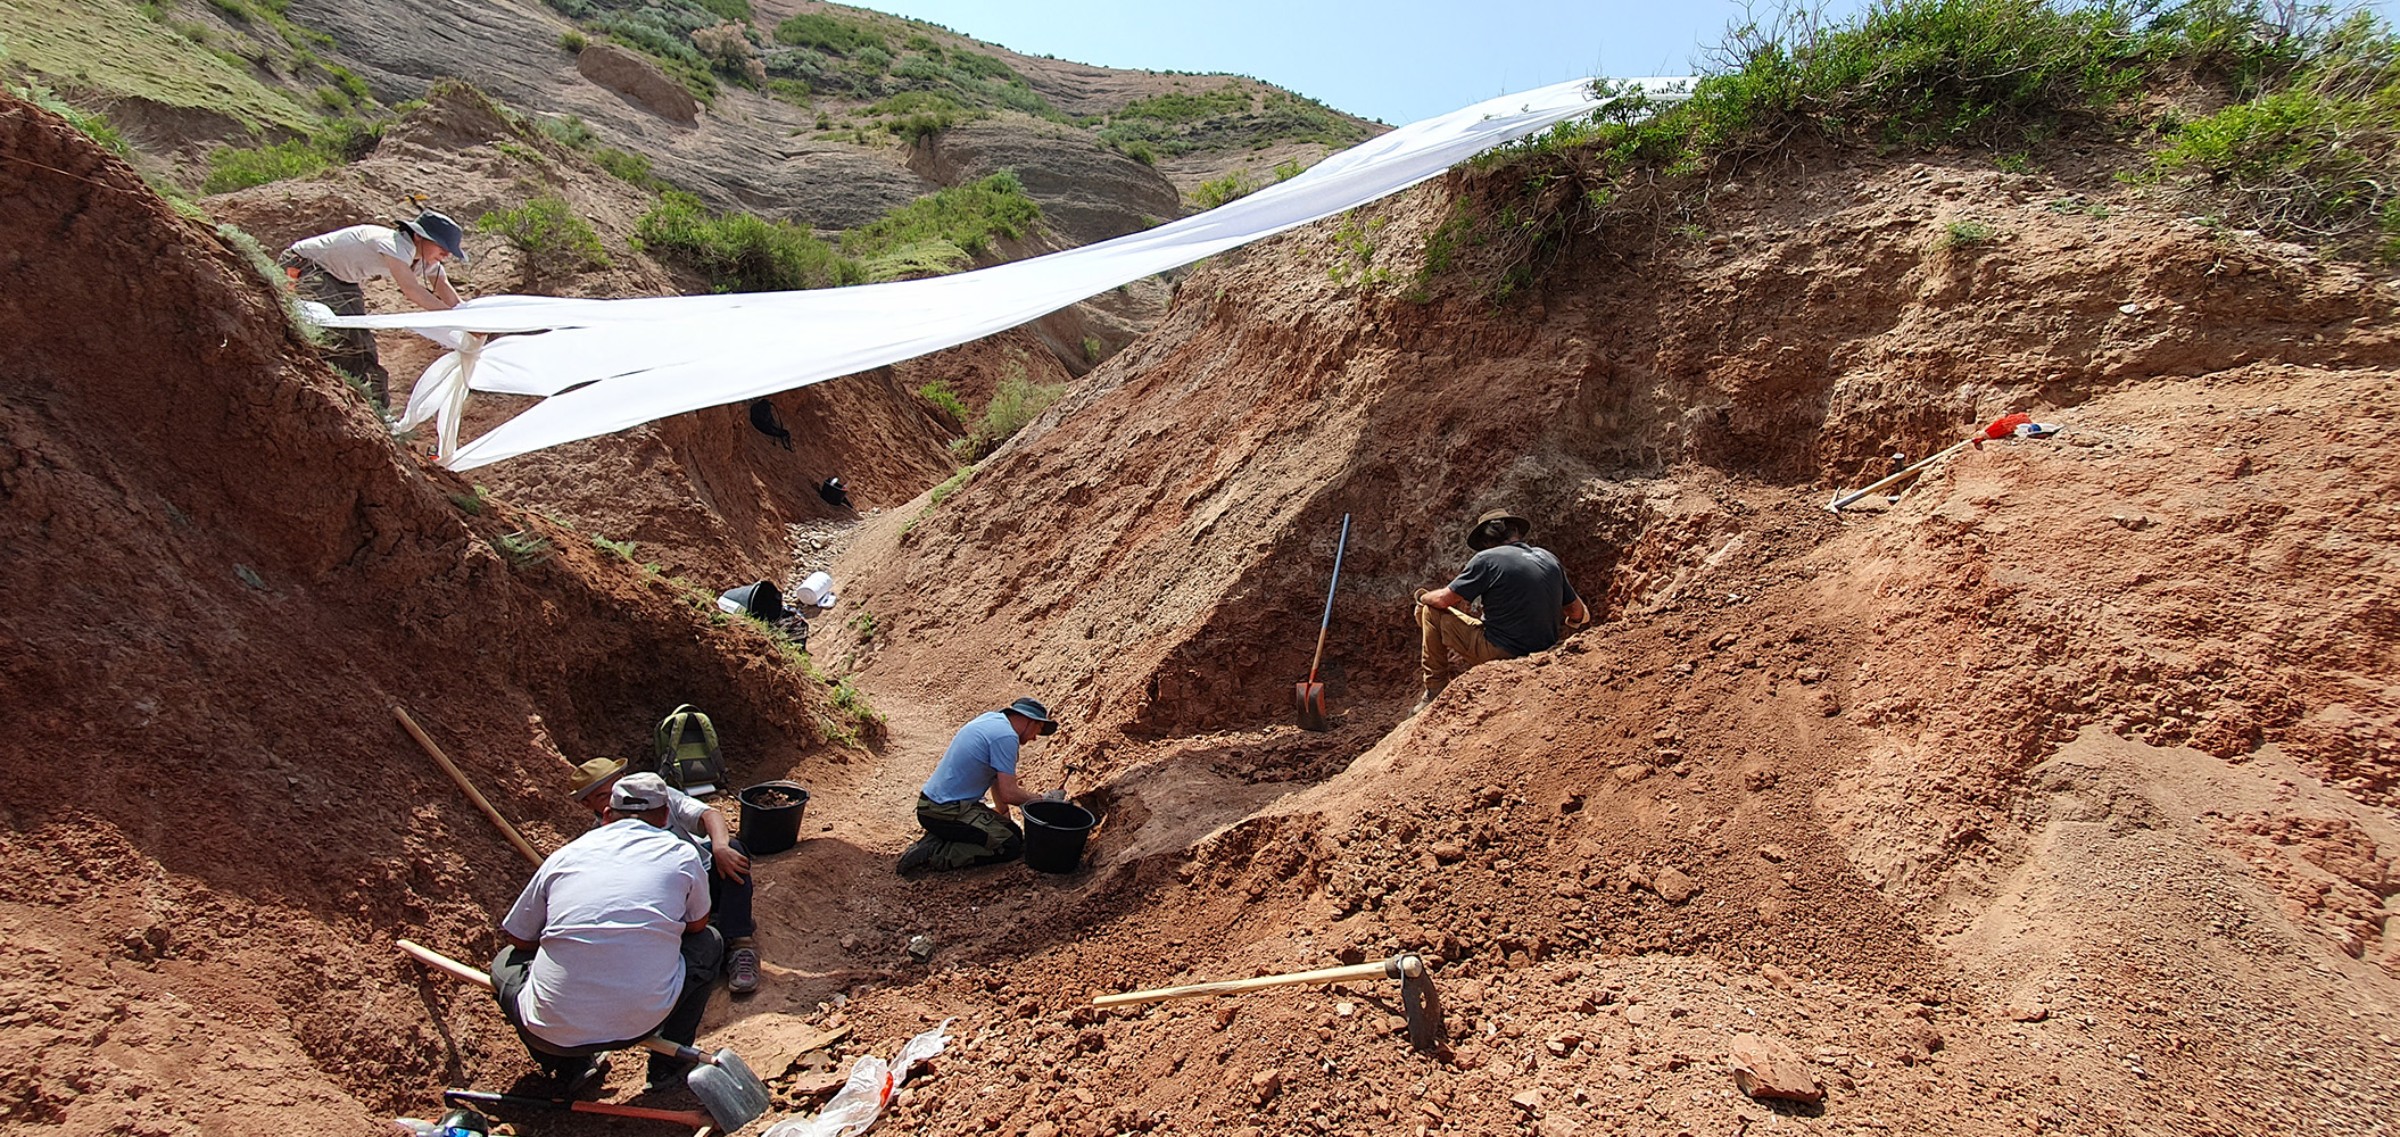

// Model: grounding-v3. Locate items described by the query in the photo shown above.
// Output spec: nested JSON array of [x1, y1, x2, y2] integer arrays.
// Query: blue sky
[[847, 0, 2400, 126]]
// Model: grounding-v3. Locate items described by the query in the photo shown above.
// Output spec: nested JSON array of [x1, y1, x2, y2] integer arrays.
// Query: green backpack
[[652, 704, 726, 793]]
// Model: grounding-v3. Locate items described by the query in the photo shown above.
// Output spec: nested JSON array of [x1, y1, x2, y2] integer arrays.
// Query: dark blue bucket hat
[[1002, 696, 1059, 735], [398, 209, 470, 263]]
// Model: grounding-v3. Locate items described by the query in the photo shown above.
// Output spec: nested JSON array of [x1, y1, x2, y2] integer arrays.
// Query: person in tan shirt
[[278, 210, 467, 411]]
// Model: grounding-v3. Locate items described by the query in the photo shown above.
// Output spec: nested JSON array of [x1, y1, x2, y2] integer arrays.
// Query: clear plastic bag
[[760, 1020, 952, 1137]]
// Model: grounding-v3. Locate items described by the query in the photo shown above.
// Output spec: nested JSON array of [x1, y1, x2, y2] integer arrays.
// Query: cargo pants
[[914, 793, 1024, 871]]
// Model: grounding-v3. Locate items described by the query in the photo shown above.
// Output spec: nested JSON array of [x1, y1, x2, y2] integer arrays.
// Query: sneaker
[[896, 837, 938, 874], [727, 943, 761, 995]]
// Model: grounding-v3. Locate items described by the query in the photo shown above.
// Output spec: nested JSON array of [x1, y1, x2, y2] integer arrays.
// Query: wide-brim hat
[[567, 756, 627, 800], [398, 209, 470, 263], [1466, 509, 1531, 551], [1002, 696, 1059, 735]]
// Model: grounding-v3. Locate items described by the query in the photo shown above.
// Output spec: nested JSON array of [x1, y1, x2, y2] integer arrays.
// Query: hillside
[[4, 1, 2399, 1135]]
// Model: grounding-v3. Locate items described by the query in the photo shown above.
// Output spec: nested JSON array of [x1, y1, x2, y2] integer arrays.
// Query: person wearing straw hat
[[493, 773, 719, 1093], [277, 208, 468, 410], [1413, 509, 1589, 707], [898, 697, 1060, 874], [567, 760, 762, 996]]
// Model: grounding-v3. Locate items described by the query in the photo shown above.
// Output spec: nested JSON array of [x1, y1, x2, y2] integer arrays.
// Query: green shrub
[[202, 118, 381, 193], [592, 534, 638, 560], [927, 464, 974, 505], [2148, 58, 2400, 256], [952, 362, 1064, 460], [594, 146, 667, 190], [1191, 168, 1259, 210], [478, 196, 611, 270], [538, 113, 597, 149], [636, 191, 865, 292], [1940, 217, 1998, 247], [774, 12, 886, 55], [10, 83, 130, 158], [559, 29, 588, 52], [844, 170, 1042, 262], [494, 530, 552, 567], [918, 380, 968, 422], [1120, 139, 1157, 165]]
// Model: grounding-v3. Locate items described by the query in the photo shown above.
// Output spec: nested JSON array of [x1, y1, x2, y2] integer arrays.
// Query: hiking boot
[[727, 942, 761, 995], [896, 836, 939, 874], [561, 1053, 610, 1096]]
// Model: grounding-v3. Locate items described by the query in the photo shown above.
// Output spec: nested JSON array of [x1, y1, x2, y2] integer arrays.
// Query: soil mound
[[806, 147, 2400, 1135], [0, 94, 842, 1132]]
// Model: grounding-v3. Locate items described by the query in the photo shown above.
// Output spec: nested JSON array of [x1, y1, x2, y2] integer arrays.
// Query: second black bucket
[[1021, 800, 1096, 874], [736, 781, 809, 855]]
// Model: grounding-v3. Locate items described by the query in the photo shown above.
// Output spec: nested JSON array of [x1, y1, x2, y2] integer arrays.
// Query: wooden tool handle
[[396, 705, 544, 867], [1095, 958, 1393, 1008], [399, 938, 491, 987]]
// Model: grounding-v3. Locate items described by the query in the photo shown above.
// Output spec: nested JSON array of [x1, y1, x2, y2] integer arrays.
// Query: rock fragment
[[1728, 1032, 1825, 1103]]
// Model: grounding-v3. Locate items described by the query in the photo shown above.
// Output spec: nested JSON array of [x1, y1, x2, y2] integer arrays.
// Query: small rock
[[1536, 1116, 1579, 1137], [1027, 1124, 1061, 1137], [1510, 1088, 1545, 1112], [1728, 1032, 1825, 1103], [1335, 1001, 1356, 1018], [1757, 844, 1789, 864], [1251, 1069, 1282, 1104], [2007, 999, 2049, 1023], [1430, 841, 1467, 863], [1761, 965, 1800, 992], [1652, 867, 1698, 904], [1795, 665, 1826, 684]]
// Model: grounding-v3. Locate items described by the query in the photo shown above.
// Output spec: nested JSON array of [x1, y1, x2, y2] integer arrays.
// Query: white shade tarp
[[326, 77, 1688, 470]]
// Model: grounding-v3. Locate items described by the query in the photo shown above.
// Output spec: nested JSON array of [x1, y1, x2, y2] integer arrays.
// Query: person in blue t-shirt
[[899, 697, 1061, 873], [1413, 509, 1589, 707]]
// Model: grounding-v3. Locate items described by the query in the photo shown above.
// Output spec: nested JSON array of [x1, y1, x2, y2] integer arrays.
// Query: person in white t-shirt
[[277, 210, 467, 410], [490, 774, 721, 1092], [565, 758, 762, 996]]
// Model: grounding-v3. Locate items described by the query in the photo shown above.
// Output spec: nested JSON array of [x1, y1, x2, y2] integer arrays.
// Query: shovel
[[441, 1088, 713, 1129], [398, 940, 771, 1132], [1294, 513, 1351, 731]]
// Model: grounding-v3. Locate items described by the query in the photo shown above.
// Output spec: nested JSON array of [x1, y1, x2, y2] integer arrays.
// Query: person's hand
[[1037, 788, 1066, 803], [713, 842, 752, 882]]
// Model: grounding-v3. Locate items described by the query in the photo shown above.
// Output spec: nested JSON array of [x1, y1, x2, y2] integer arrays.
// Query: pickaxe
[[1093, 953, 1445, 1052]]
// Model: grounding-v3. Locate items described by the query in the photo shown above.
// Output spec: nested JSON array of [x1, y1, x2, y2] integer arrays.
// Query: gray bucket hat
[[1466, 509, 1530, 551]]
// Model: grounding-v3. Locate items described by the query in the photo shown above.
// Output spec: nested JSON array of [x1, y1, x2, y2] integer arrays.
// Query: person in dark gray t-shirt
[[1413, 509, 1589, 705]]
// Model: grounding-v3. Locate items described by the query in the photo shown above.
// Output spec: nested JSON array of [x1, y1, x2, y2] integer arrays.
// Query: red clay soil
[[9, 84, 2400, 1137], [801, 148, 2400, 1137], [0, 95, 854, 1133]]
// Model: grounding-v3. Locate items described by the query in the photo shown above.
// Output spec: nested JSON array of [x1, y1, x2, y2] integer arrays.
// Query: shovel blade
[[685, 1049, 770, 1132], [1293, 682, 1328, 731]]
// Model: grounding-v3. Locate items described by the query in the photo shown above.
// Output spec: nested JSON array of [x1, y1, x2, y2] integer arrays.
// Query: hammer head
[[1384, 954, 1446, 1053]]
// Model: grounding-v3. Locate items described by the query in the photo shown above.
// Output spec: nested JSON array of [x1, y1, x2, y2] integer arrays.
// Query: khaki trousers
[[1418, 602, 1512, 698]]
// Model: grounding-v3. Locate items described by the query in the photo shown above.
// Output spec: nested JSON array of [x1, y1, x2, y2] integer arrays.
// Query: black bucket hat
[[1002, 696, 1059, 735], [1466, 508, 1530, 551], [397, 209, 470, 263]]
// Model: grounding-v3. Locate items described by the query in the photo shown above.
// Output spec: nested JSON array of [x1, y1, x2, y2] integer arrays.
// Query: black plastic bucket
[[1021, 800, 1096, 874], [736, 781, 809, 855]]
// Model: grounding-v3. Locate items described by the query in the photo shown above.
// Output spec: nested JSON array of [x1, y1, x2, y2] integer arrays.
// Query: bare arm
[[991, 771, 1039, 819], [1417, 587, 1466, 610], [701, 806, 750, 882], [381, 254, 456, 311], [504, 932, 539, 949], [429, 265, 461, 308], [1564, 598, 1590, 627]]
